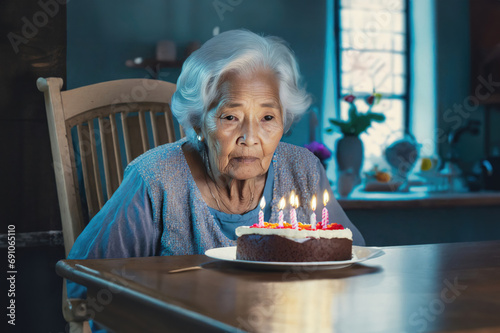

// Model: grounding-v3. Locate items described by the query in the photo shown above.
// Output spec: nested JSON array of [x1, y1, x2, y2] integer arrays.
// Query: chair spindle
[[98, 117, 113, 200], [88, 120, 104, 209], [77, 124, 95, 218], [149, 110, 160, 148], [138, 110, 149, 153], [164, 104, 176, 143], [109, 114, 123, 184], [120, 112, 132, 164]]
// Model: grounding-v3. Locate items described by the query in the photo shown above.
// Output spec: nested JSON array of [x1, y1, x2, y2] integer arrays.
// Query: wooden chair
[[37, 77, 182, 332]]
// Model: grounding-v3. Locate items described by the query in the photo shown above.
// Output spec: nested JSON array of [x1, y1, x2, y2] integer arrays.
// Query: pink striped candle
[[322, 190, 329, 228], [291, 194, 299, 229], [321, 207, 328, 229], [289, 191, 295, 227]]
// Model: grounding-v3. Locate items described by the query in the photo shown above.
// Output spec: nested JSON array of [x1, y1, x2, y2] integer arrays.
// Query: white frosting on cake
[[235, 226, 353, 240]]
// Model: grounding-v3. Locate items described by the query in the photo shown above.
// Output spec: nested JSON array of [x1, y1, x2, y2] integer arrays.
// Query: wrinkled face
[[201, 69, 284, 181]]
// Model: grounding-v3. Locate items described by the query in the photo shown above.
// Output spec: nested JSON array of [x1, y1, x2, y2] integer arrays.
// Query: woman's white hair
[[171, 29, 312, 146]]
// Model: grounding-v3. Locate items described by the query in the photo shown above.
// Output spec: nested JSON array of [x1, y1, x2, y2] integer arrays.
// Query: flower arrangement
[[304, 141, 332, 168], [326, 93, 386, 136]]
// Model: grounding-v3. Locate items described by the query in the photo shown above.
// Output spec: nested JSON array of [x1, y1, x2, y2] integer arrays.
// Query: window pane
[[341, 31, 351, 48], [393, 53, 405, 74], [390, 12, 405, 33], [341, 71, 375, 94], [341, 9, 352, 30], [393, 75, 406, 95], [374, 74, 393, 94], [345, 31, 395, 51], [341, 50, 396, 93], [341, 6, 405, 33], [350, 10, 371, 31], [374, 33, 393, 51], [341, 50, 389, 74], [393, 34, 405, 52], [341, 0, 403, 11]]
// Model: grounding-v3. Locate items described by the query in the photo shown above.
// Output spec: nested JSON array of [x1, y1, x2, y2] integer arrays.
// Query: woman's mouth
[[233, 157, 259, 164]]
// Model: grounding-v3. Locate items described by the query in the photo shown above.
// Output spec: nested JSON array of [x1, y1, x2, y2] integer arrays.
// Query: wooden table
[[56, 241, 500, 332]]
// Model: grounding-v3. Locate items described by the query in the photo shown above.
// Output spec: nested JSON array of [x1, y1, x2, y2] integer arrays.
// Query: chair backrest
[[37, 77, 181, 256]]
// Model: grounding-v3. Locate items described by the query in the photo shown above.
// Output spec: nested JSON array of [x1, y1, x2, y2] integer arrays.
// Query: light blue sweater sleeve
[[66, 166, 159, 299]]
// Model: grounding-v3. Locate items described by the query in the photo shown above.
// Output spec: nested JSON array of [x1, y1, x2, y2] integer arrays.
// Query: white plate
[[204, 245, 384, 271]]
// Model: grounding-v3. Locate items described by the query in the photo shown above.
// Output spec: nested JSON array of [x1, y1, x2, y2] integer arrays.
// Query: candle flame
[[294, 195, 299, 208], [279, 197, 286, 210], [311, 195, 317, 211], [260, 196, 266, 210], [323, 190, 329, 206], [289, 190, 295, 206]]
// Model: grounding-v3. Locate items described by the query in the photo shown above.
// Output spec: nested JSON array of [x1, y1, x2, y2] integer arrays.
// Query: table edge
[[56, 260, 240, 332]]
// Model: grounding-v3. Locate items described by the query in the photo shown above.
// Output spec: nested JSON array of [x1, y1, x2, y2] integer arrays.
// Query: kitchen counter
[[337, 187, 500, 210], [337, 187, 500, 246]]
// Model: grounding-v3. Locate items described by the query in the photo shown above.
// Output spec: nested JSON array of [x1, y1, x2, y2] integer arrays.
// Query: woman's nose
[[238, 120, 259, 146]]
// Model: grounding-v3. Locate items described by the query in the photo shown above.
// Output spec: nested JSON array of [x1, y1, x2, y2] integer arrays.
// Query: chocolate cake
[[235, 222, 353, 262]]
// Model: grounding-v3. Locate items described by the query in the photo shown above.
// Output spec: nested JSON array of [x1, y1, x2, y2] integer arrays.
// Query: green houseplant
[[326, 93, 385, 136]]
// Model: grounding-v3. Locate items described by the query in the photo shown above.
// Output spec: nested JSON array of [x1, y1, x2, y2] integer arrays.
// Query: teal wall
[[435, 0, 486, 172], [67, 0, 327, 146]]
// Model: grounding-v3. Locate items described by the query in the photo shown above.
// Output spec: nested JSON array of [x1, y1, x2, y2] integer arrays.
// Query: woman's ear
[[193, 127, 204, 142]]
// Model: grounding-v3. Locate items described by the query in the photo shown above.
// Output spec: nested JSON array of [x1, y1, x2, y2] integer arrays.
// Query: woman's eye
[[263, 115, 274, 121], [223, 115, 235, 121]]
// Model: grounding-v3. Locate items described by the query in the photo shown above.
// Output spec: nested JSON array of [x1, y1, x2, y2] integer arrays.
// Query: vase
[[335, 135, 364, 185]]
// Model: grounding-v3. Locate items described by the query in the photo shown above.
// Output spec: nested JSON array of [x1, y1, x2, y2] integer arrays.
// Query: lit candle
[[322, 190, 329, 229], [258, 197, 266, 227], [293, 195, 300, 229], [310, 195, 317, 229], [278, 197, 285, 227], [289, 191, 297, 229]]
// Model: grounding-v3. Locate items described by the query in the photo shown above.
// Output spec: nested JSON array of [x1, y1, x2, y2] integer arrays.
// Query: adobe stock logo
[[212, 0, 243, 21], [7, 0, 69, 54], [408, 277, 467, 332]]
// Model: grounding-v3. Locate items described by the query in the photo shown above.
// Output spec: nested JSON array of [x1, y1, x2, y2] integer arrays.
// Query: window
[[335, 0, 410, 171]]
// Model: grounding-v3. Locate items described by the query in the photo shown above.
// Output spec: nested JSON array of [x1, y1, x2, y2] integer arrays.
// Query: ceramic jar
[[335, 135, 363, 185]]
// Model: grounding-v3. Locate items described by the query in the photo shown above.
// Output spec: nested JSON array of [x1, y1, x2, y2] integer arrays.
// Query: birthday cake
[[235, 222, 353, 262]]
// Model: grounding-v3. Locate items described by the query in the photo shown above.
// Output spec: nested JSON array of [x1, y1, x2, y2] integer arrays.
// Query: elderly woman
[[68, 29, 364, 299]]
